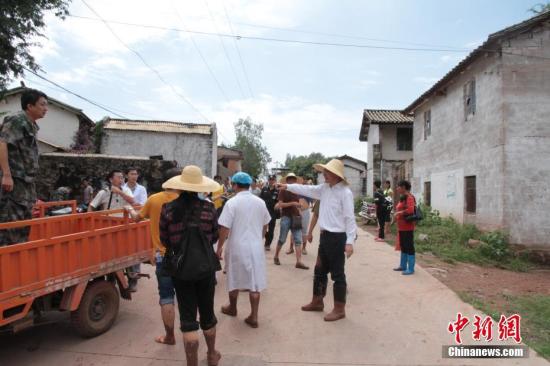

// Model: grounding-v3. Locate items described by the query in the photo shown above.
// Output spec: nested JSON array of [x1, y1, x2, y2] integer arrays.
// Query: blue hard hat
[[231, 172, 253, 185]]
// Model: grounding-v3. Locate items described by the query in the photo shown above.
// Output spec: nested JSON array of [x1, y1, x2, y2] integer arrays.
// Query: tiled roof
[[404, 11, 550, 113], [217, 146, 244, 160], [359, 109, 413, 141], [104, 118, 213, 135]]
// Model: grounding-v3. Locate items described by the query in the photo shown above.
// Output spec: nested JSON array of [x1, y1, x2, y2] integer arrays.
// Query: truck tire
[[71, 280, 119, 338]]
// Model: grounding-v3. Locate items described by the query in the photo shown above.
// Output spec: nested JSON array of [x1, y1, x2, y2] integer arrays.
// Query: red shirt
[[396, 193, 416, 232]]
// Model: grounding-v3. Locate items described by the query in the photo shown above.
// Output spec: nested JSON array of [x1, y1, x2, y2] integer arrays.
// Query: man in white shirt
[[277, 159, 356, 322], [217, 172, 272, 328], [88, 170, 134, 212], [124, 167, 147, 205], [123, 167, 148, 292]]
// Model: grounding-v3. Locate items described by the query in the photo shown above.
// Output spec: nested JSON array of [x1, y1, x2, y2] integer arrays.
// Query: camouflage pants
[[0, 183, 34, 246]]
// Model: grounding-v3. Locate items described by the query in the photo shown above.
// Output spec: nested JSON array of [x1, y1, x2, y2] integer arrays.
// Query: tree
[[0, 0, 70, 90], [70, 121, 94, 153], [529, 2, 550, 13], [232, 117, 271, 177], [284, 152, 332, 180]]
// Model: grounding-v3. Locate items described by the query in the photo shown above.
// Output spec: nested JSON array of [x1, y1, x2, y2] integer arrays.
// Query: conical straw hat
[[162, 165, 220, 193]]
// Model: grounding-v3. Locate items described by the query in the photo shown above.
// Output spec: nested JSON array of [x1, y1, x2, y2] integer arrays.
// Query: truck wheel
[[71, 280, 119, 338]]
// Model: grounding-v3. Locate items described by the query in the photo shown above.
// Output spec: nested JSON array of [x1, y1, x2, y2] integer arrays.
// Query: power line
[[172, 3, 231, 103], [222, 1, 254, 99], [203, 0, 246, 98], [23, 66, 128, 118], [67, 14, 471, 53], [67, 14, 550, 61], [80, 0, 211, 123]]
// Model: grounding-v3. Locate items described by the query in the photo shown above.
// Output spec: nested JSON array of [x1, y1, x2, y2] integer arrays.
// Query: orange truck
[[0, 201, 152, 337]]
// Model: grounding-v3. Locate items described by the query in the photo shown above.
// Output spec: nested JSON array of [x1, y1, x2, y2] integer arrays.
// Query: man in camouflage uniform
[[0, 89, 48, 246]]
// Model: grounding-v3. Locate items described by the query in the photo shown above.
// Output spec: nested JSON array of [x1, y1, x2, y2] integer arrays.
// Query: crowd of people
[[0, 89, 419, 366]]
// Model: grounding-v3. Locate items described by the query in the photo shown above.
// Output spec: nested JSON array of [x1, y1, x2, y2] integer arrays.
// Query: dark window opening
[[396, 127, 413, 151], [423, 110, 431, 140], [465, 176, 476, 213], [424, 181, 431, 207], [463, 79, 476, 120]]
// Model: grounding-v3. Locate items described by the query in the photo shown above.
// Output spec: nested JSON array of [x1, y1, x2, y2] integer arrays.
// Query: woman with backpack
[[393, 180, 417, 275], [159, 165, 222, 366]]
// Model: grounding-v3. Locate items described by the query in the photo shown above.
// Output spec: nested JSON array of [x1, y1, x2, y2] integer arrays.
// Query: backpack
[[405, 195, 423, 222], [162, 203, 221, 281]]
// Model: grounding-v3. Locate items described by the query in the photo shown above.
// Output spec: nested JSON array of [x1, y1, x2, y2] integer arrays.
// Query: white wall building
[[0, 87, 94, 153], [359, 110, 414, 198], [100, 118, 218, 177]]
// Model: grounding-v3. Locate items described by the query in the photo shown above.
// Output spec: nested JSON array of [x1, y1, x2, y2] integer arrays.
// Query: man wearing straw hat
[[278, 159, 356, 321], [216, 172, 272, 328]]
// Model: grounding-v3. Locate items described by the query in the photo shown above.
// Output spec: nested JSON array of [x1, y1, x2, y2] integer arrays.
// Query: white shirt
[[218, 191, 272, 292], [123, 182, 147, 205], [90, 186, 134, 217], [287, 183, 357, 245]]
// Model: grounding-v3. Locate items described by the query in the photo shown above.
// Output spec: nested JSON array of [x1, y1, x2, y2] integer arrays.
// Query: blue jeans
[[278, 216, 302, 246], [155, 252, 176, 305]]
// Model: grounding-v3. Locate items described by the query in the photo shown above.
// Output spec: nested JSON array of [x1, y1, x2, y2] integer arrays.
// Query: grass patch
[[458, 292, 550, 360], [413, 206, 534, 272]]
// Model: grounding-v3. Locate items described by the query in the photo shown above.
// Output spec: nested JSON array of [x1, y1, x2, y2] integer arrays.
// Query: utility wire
[[67, 15, 550, 61], [172, 3, 230, 103], [203, 0, 246, 98], [68, 14, 471, 53], [80, 0, 211, 123], [222, 2, 254, 99], [23, 66, 128, 118]]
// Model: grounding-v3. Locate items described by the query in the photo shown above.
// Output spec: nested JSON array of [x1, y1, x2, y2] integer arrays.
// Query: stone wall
[[37, 153, 177, 201]]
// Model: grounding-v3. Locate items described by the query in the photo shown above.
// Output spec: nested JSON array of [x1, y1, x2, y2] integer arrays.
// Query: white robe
[[218, 191, 272, 292]]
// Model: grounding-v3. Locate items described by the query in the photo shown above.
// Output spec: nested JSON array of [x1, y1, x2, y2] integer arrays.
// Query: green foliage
[[284, 152, 331, 180], [93, 119, 106, 153], [354, 197, 363, 214], [508, 295, 550, 359], [479, 231, 510, 261], [70, 122, 94, 153], [232, 117, 271, 177], [414, 205, 532, 271], [0, 0, 70, 90]]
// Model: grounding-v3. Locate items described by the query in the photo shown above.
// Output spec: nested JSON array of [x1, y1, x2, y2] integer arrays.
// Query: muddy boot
[[301, 295, 324, 312], [183, 339, 199, 366], [324, 285, 346, 321]]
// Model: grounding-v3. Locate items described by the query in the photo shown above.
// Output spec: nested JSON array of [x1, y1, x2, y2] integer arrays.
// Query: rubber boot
[[301, 295, 324, 312], [183, 340, 199, 366], [402, 255, 415, 275], [393, 253, 407, 271], [324, 285, 346, 321]]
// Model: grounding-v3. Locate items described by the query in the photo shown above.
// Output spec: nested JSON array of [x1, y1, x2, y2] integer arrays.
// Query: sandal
[[154, 335, 175, 345], [286, 249, 294, 255], [274, 257, 281, 265], [244, 316, 258, 328], [221, 305, 237, 317]]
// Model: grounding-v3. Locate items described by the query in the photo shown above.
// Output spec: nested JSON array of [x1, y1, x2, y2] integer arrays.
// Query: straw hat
[[162, 165, 220, 193], [283, 172, 298, 183], [313, 159, 348, 184]]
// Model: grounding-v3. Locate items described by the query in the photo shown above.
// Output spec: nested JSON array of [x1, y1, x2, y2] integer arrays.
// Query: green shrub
[[354, 197, 363, 214], [479, 231, 510, 260]]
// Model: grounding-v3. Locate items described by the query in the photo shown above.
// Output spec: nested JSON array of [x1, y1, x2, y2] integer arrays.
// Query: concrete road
[[0, 225, 548, 366]]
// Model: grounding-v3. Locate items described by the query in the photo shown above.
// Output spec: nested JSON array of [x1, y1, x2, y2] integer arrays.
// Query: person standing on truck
[[123, 167, 148, 292], [88, 170, 134, 213], [0, 89, 48, 246], [127, 168, 181, 346], [159, 165, 221, 366]]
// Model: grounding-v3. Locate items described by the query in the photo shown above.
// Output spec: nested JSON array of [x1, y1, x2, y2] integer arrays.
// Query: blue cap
[[231, 172, 253, 185]]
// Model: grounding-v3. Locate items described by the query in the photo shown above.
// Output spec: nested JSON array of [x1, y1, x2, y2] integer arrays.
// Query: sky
[[13, 0, 539, 168]]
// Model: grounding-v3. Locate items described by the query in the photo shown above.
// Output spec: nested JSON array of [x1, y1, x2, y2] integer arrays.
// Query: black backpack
[[405, 195, 423, 222], [162, 204, 221, 281]]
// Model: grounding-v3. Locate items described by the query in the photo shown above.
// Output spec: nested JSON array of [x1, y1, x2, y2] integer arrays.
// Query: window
[[396, 127, 413, 151], [465, 176, 476, 213], [424, 181, 431, 207], [463, 79, 476, 120], [423, 110, 431, 140]]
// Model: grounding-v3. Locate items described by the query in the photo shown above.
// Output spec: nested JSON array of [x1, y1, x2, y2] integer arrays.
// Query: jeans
[[278, 215, 302, 246], [265, 215, 277, 247], [155, 253, 175, 305], [313, 231, 347, 303], [173, 273, 217, 332]]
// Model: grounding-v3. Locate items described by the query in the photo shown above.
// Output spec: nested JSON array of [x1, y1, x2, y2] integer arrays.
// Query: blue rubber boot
[[402, 255, 415, 275], [393, 253, 407, 271]]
